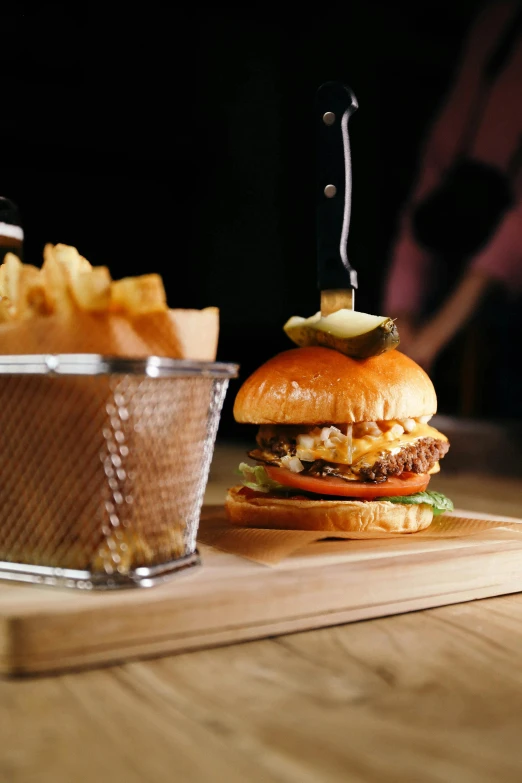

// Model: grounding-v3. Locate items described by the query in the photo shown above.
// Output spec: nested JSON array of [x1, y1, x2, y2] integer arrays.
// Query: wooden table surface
[[1, 442, 522, 783]]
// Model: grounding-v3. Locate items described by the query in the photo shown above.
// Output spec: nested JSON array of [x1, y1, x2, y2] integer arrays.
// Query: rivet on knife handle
[[316, 82, 358, 315]]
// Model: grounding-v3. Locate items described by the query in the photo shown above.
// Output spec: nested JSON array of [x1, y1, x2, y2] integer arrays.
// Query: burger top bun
[[233, 346, 437, 425]]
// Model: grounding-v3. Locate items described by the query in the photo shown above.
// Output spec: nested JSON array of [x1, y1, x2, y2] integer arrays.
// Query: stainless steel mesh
[[0, 355, 237, 589]]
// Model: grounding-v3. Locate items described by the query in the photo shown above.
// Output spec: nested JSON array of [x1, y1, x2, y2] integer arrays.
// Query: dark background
[[0, 2, 484, 438]]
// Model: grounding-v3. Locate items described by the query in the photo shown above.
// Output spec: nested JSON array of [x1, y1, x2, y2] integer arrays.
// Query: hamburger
[[225, 346, 453, 533]]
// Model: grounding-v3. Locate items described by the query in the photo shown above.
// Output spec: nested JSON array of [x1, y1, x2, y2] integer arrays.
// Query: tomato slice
[[264, 466, 430, 499]]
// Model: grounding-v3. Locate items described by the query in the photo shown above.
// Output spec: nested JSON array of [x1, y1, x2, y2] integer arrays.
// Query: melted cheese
[[258, 420, 448, 472], [306, 422, 447, 467], [262, 421, 446, 465]]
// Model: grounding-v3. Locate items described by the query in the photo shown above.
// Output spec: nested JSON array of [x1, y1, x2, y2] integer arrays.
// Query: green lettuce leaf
[[375, 490, 454, 516], [237, 463, 288, 493]]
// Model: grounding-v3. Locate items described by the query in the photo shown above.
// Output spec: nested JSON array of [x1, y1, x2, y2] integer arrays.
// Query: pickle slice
[[283, 309, 399, 359]]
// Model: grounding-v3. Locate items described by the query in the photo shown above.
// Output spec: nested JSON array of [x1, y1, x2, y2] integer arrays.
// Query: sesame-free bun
[[233, 347, 437, 425], [225, 486, 433, 533]]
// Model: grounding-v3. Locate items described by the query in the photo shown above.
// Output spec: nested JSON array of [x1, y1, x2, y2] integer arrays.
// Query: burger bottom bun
[[225, 486, 433, 534]]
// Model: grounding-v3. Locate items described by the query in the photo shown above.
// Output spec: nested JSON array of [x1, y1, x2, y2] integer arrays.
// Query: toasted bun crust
[[225, 486, 433, 533], [233, 347, 437, 424]]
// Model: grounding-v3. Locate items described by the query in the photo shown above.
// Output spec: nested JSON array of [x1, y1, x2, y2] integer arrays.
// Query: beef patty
[[356, 437, 449, 481], [249, 436, 449, 483]]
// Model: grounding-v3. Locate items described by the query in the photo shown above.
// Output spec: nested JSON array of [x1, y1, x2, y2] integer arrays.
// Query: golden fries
[[42, 244, 74, 315], [110, 274, 167, 315], [19, 264, 53, 317], [70, 267, 112, 312], [0, 253, 22, 307], [51, 243, 92, 276], [0, 243, 169, 321], [0, 297, 15, 323]]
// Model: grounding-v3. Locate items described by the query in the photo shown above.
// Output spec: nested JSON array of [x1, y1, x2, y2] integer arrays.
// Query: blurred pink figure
[[384, 0, 522, 372]]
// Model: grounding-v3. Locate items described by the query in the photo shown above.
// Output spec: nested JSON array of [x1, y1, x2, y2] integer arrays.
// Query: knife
[[316, 81, 358, 316]]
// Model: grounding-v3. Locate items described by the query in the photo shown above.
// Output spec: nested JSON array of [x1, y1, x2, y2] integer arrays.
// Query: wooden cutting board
[[2, 505, 522, 676]]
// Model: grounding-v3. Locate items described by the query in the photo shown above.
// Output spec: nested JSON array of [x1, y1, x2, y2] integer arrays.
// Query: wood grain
[[1, 455, 522, 781], [2, 505, 522, 676], [3, 595, 522, 781]]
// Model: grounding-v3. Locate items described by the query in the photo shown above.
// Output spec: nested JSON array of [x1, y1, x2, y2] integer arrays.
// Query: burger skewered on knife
[[225, 82, 452, 533]]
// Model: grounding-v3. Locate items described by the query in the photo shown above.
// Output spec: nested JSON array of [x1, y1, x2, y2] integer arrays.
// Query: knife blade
[[316, 81, 358, 315]]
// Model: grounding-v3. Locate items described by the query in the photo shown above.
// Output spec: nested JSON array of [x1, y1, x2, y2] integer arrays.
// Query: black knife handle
[[316, 81, 358, 291]]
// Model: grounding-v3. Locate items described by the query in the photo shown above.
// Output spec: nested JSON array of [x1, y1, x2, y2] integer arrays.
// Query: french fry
[[0, 266, 4, 300], [110, 274, 167, 315], [0, 242, 170, 325], [70, 266, 112, 312], [18, 265, 53, 318], [0, 268, 6, 301], [0, 253, 22, 308], [42, 243, 74, 314], [0, 296, 15, 323], [0, 257, 52, 319], [52, 243, 92, 278]]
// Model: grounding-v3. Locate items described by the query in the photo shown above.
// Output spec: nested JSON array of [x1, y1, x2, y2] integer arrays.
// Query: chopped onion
[[320, 426, 337, 442], [354, 421, 381, 438], [281, 455, 304, 473], [295, 448, 316, 462], [297, 434, 315, 449], [399, 418, 416, 433], [389, 423, 405, 438], [418, 415, 433, 424]]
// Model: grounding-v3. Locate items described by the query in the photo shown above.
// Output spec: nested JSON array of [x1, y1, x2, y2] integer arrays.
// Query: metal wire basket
[[0, 354, 238, 590]]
